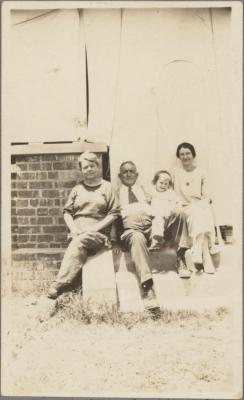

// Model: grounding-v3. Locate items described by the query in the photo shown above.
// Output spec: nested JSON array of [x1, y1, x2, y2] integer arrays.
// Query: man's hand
[[170, 203, 183, 217], [145, 192, 152, 204]]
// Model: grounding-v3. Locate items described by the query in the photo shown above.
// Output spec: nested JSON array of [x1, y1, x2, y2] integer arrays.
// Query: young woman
[[173, 142, 219, 274]]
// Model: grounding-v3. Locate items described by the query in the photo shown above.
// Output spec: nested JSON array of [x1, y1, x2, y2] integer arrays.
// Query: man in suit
[[116, 161, 191, 312]]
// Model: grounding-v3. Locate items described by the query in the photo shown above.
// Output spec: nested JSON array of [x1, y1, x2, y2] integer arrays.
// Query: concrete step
[[114, 244, 239, 312], [82, 243, 239, 313], [114, 246, 178, 312]]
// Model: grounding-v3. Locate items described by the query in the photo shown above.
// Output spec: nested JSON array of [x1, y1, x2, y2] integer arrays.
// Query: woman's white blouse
[[173, 166, 211, 205]]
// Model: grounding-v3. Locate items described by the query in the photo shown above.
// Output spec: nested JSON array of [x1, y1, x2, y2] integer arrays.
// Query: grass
[[43, 290, 230, 329], [8, 290, 230, 359], [8, 291, 233, 398], [10, 281, 231, 338], [9, 289, 229, 366]]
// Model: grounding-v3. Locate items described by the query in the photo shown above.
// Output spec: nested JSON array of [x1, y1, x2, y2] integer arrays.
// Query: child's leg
[[151, 216, 165, 242], [149, 216, 164, 250]]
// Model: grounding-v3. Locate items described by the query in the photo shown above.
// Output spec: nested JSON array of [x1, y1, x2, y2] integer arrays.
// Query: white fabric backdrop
[[6, 8, 234, 224], [7, 9, 87, 142]]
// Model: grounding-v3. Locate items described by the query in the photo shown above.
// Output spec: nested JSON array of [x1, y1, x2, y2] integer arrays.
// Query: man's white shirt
[[118, 184, 152, 218]]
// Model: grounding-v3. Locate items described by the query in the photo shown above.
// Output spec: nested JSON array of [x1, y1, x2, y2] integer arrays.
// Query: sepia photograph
[[1, 0, 243, 398]]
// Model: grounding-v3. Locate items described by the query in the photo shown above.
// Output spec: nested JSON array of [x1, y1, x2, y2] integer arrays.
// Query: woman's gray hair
[[78, 151, 99, 169]]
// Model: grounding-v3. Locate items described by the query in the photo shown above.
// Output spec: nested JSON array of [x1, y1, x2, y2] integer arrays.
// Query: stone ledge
[[12, 248, 65, 261], [11, 141, 108, 155]]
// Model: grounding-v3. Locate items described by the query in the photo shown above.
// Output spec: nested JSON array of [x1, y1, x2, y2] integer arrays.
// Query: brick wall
[[11, 152, 104, 250], [12, 248, 65, 293], [10, 149, 108, 293]]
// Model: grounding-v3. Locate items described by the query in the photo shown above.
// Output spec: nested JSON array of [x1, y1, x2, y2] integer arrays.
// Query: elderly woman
[[47, 151, 119, 299], [173, 142, 219, 274]]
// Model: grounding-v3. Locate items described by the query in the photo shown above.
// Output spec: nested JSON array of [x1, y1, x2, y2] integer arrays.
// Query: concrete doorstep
[[81, 244, 238, 313], [112, 245, 238, 313]]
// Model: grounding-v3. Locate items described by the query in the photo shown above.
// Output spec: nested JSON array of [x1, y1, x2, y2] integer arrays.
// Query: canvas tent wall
[[5, 6, 241, 229]]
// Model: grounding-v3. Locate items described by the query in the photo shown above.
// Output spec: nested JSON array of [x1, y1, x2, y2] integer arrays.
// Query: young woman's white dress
[[173, 166, 215, 240]]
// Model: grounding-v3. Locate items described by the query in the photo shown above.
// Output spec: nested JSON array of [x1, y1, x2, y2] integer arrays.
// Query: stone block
[[82, 249, 117, 310], [113, 251, 144, 312]]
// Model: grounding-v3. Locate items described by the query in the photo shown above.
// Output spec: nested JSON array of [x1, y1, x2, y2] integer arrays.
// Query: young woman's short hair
[[152, 170, 172, 186], [176, 142, 196, 158], [78, 151, 99, 169]]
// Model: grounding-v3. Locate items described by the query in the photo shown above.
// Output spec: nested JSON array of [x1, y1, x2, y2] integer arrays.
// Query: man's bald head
[[118, 161, 138, 187]]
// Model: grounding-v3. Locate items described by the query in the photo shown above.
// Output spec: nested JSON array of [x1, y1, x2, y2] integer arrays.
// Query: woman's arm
[[64, 211, 117, 237], [64, 212, 81, 236], [63, 186, 80, 236], [201, 170, 212, 202], [170, 192, 182, 216]]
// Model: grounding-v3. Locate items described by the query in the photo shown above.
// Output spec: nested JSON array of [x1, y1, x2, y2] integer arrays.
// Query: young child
[[149, 170, 181, 250]]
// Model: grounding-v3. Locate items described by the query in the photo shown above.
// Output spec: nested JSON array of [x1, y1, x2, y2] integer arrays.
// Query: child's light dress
[[151, 188, 181, 240]]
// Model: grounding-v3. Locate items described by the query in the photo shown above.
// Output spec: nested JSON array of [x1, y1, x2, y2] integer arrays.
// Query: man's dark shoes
[[141, 280, 160, 316], [149, 242, 161, 251]]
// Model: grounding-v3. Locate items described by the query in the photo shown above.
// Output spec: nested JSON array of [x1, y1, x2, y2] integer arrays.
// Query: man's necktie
[[128, 186, 138, 204]]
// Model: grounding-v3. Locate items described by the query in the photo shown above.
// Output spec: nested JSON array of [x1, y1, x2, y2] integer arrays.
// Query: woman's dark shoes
[[47, 287, 59, 300], [194, 262, 204, 272], [176, 257, 191, 278]]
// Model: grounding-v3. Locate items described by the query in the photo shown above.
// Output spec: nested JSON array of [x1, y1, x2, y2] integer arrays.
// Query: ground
[[2, 243, 242, 398]]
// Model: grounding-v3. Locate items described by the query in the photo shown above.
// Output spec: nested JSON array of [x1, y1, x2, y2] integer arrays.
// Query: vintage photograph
[[1, 1, 243, 398]]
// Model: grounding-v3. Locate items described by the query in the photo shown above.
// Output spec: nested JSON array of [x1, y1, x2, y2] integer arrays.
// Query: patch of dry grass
[[5, 293, 235, 398], [49, 291, 229, 329], [7, 291, 230, 363]]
